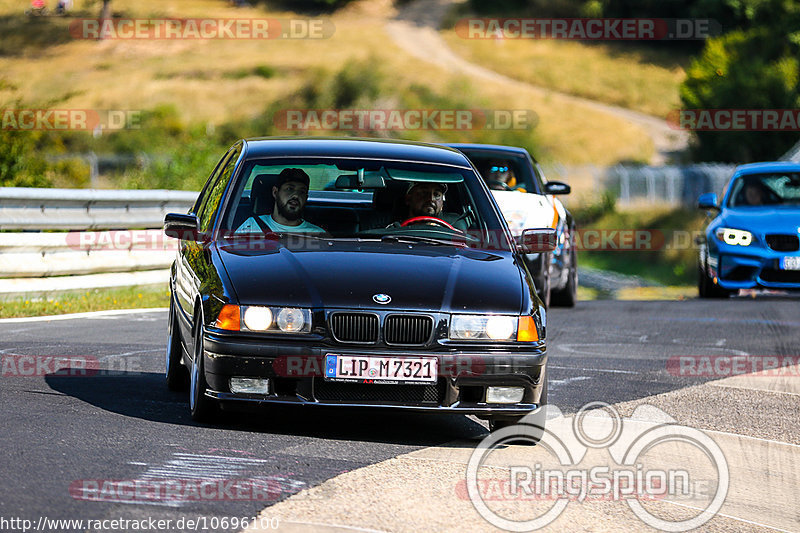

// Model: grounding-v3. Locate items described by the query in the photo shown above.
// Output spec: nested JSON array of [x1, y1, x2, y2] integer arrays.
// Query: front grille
[[760, 268, 800, 283], [330, 313, 379, 343], [384, 314, 434, 345], [722, 266, 757, 282], [766, 234, 800, 252], [314, 379, 443, 404]]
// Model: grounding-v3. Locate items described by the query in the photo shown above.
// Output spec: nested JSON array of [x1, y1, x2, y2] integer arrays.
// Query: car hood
[[217, 240, 525, 313], [491, 190, 558, 234], [720, 207, 800, 234]]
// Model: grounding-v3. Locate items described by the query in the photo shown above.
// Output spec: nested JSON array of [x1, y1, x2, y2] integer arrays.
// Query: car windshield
[[218, 158, 511, 250], [728, 172, 800, 207], [455, 150, 541, 194]]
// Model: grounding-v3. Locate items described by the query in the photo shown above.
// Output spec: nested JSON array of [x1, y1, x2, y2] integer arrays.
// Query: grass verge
[[574, 199, 707, 286], [616, 286, 696, 300], [0, 285, 169, 318], [577, 284, 696, 301]]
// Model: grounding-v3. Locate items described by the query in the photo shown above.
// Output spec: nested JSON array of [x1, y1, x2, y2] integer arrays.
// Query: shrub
[[680, 28, 800, 162], [0, 130, 51, 187]]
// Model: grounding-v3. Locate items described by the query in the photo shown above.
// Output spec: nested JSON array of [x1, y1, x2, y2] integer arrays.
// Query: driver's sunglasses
[[490, 166, 509, 172]]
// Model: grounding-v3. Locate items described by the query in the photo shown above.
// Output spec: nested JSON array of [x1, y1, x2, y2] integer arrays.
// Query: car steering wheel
[[400, 216, 456, 230]]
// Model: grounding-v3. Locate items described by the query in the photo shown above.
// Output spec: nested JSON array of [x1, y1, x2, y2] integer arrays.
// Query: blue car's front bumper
[[708, 238, 800, 290]]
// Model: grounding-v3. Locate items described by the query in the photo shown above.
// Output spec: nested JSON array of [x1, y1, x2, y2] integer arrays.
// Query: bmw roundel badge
[[373, 293, 391, 304]]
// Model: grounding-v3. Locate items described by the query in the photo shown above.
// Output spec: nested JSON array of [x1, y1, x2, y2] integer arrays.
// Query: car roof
[[734, 161, 800, 176], [242, 137, 472, 168], [443, 143, 534, 159]]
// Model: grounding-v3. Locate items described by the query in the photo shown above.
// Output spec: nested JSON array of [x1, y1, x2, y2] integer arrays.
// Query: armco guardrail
[[604, 164, 736, 206], [0, 187, 197, 230], [0, 230, 176, 278], [0, 187, 196, 295]]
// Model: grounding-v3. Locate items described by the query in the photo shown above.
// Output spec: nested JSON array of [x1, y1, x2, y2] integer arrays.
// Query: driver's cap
[[407, 182, 448, 194]]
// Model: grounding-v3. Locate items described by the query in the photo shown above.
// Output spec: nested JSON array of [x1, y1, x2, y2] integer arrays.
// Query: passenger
[[237, 168, 326, 233]]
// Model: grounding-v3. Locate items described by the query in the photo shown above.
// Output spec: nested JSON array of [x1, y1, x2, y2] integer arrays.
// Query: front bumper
[[200, 331, 547, 417], [709, 242, 800, 290]]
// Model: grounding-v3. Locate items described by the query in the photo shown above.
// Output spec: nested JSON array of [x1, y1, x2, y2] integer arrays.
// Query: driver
[[398, 182, 468, 231], [743, 182, 766, 206], [482, 160, 513, 190], [405, 181, 447, 219]]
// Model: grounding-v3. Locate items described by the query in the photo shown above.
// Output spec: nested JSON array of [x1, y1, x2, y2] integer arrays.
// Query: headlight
[[239, 306, 311, 333], [486, 316, 515, 339], [715, 227, 753, 246], [450, 315, 520, 341], [243, 306, 273, 331], [450, 315, 488, 340], [276, 307, 308, 332]]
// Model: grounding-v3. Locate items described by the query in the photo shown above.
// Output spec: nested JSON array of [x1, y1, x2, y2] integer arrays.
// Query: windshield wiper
[[380, 234, 468, 247]]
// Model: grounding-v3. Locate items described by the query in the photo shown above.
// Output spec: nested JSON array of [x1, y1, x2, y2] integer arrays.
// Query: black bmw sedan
[[163, 137, 555, 431]]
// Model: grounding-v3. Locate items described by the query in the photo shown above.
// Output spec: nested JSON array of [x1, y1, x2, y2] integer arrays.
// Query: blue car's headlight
[[715, 227, 753, 247]]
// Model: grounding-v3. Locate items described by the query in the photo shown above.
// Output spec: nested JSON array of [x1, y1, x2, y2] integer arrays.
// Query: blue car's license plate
[[781, 256, 800, 270], [325, 354, 437, 383]]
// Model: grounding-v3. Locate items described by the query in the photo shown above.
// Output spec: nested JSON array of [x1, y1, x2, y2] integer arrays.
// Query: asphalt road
[[1, 297, 798, 532]]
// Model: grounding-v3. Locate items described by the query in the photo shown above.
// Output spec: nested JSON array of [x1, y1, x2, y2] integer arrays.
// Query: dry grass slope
[[0, 0, 657, 168]]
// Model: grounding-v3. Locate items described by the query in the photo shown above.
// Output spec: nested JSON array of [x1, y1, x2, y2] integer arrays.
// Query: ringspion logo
[[466, 403, 729, 531]]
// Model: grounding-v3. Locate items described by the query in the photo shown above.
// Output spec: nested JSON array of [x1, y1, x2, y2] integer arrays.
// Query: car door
[[174, 144, 242, 332]]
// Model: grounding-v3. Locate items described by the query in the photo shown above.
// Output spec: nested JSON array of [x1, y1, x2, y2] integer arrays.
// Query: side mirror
[[697, 193, 719, 211], [543, 181, 571, 195], [519, 228, 557, 253], [164, 213, 201, 241]]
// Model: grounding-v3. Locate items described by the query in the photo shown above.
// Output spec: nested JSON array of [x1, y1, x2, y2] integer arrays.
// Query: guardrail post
[[645, 167, 656, 203], [87, 151, 99, 188], [619, 167, 630, 205], [666, 166, 677, 205]]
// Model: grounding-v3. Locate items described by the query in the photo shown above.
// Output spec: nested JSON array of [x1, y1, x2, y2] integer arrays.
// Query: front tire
[[551, 246, 577, 307], [697, 260, 732, 299], [189, 321, 218, 422], [166, 299, 189, 391], [531, 254, 551, 309]]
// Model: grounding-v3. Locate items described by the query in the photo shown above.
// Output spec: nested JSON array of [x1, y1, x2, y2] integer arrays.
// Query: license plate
[[782, 256, 800, 270], [325, 354, 437, 383]]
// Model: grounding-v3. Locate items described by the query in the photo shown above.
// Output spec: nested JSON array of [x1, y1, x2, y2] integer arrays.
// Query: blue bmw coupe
[[697, 161, 800, 297]]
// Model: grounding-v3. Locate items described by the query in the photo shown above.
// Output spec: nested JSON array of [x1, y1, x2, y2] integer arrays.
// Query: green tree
[[680, 1, 800, 161]]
